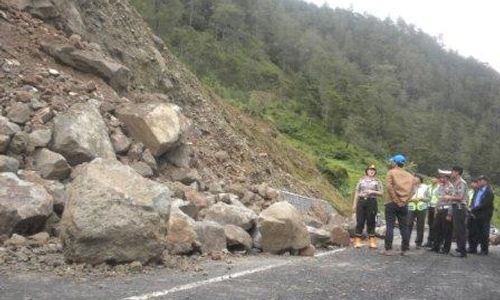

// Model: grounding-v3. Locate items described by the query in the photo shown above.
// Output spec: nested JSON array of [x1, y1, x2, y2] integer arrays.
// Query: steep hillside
[[0, 0, 348, 213], [131, 0, 500, 183]]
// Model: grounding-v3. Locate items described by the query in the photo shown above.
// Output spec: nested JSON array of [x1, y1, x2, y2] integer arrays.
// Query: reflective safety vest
[[468, 189, 475, 207], [429, 185, 439, 207], [409, 184, 429, 211]]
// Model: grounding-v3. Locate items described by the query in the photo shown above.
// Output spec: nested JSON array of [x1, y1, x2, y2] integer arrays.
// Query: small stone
[[30, 98, 48, 110], [129, 261, 143, 272], [0, 155, 20, 172], [299, 244, 316, 257], [48, 69, 60, 76], [33, 148, 71, 180], [131, 161, 154, 178], [32, 107, 54, 124], [29, 129, 52, 148], [0, 135, 10, 153], [7, 103, 32, 124], [28, 232, 50, 246], [4, 234, 27, 247], [0, 116, 22, 136], [110, 129, 131, 154], [9, 131, 30, 154]]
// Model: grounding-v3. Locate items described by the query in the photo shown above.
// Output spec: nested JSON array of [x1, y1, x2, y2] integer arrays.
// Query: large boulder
[[224, 224, 252, 251], [41, 44, 130, 92], [205, 202, 257, 231], [257, 202, 310, 254], [165, 204, 197, 255], [60, 159, 171, 265], [193, 221, 226, 254], [117, 102, 190, 157], [50, 102, 115, 165], [33, 148, 71, 180], [0, 172, 53, 236]]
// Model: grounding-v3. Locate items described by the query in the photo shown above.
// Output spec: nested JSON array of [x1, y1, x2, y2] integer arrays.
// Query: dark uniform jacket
[[470, 187, 495, 221]]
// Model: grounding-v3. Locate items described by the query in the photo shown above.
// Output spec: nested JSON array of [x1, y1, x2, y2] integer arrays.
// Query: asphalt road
[[1, 243, 499, 300]]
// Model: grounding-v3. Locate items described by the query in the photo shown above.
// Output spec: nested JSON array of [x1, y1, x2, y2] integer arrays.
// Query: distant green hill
[[131, 0, 500, 225]]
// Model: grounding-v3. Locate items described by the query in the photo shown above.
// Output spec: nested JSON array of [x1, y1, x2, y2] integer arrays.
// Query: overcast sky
[[305, 0, 500, 73]]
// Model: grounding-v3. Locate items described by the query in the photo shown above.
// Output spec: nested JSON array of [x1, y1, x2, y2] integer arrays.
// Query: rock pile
[[0, 0, 350, 272]]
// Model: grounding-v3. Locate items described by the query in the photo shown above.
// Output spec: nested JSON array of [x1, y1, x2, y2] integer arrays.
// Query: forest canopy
[[131, 0, 500, 181]]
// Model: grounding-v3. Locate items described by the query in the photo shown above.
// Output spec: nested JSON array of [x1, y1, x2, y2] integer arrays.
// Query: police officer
[[352, 164, 383, 249], [430, 170, 455, 254], [447, 166, 469, 258]]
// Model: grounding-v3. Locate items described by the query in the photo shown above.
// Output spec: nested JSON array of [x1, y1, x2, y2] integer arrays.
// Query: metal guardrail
[[279, 190, 337, 216]]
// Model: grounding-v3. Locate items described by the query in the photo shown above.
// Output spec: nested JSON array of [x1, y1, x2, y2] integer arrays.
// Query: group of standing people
[[352, 154, 495, 257]]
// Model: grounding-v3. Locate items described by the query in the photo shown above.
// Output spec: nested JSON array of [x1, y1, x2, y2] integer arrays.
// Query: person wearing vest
[[423, 176, 440, 248], [429, 170, 455, 254], [467, 179, 478, 207], [407, 174, 430, 248], [382, 154, 416, 256], [468, 175, 495, 255], [352, 164, 384, 249]]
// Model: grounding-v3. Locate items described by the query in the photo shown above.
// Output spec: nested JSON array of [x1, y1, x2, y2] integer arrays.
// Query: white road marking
[[122, 248, 346, 300]]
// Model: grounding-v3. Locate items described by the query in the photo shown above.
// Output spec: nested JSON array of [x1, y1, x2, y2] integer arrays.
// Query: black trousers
[[426, 207, 436, 245], [432, 209, 453, 252], [452, 204, 467, 254], [355, 198, 377, 237], [384, 202, 409, 251], [468, 216, 490, 253], [408, 209, 427, 246]]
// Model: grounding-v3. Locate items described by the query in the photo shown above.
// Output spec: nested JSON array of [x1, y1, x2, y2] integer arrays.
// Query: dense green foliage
[[131, 0, 500, 180], [130, 0, 500, 223]]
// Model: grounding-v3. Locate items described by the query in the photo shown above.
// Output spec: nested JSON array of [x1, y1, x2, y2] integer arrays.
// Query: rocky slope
[[0, 0, 351, 272]]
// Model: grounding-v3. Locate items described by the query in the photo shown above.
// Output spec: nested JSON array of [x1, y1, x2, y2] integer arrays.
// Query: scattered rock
[[130, 161, 154, 178], [0, 116, 22, 137], [9, 131, 30, 154], [0, 172, 53, 236], [329, 226, 350, 247], [29, 129, 52, 148], [224, 224, 252, 251], [28, 232, 50, 246], [141, 149, 158, 172], [0, 135, 10, 153], [299, 244, 316, 257], [50, 102, 115, 165], [194, 221, 226, 254], [41, 44, 130, 92], [110, 128, 131, 154], [60, 159, 171, 265], [170, 168, 200, 185], [166, 207, 197, 255], [214, 150, 229, 162], [17, 170, 67, 216], [4, 234, 28, 247], [33, 148, 71, 180], [205, 202, 257, 231], [307, 226, 331, 248], [0, 155, 20, 173], [165, 143, 191, 168], [257, 202, 310, 254], [116, 101, 190, 157], [7, 102, 32, 125]]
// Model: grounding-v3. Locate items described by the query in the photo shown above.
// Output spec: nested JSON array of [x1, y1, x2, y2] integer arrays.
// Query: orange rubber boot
[[353, 237, 363, 248]]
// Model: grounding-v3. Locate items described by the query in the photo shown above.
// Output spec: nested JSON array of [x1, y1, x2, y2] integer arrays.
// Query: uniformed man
[[430, 170, 455, 254], [447, 166, 469, 258]]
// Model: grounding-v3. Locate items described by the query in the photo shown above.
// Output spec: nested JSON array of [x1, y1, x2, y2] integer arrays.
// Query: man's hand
[[446, 215, 452, 221]]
